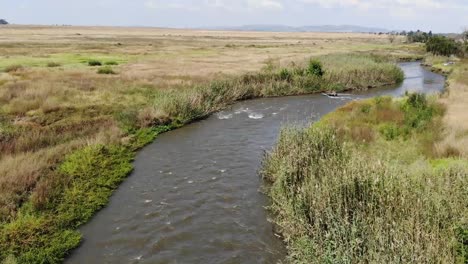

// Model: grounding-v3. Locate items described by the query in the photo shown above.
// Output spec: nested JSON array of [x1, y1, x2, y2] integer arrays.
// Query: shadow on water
[[66, 62, 445, 264]]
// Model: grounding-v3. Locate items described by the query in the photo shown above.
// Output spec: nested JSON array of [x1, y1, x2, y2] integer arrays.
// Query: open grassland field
[[0, 25, 442, 263]]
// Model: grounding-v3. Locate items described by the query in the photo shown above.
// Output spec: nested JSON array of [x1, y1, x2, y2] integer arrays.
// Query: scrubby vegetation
[[46, 62, 61, 68], [262, 95, 468, 263], [426, 35, 465, 57], [3, 65, 23, 73], [97, 66, 116, 74], [87, 60, 102, 66], [0, 53, 403, 263]]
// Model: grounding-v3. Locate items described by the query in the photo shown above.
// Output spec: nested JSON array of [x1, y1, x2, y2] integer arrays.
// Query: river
[[66, 62, 445, 264]]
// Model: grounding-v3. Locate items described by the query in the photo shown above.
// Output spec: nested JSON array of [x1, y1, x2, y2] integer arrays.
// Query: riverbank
[[424, 56, 468, 158], [0, 51, 404, 262], [261, 60, 468, 262]]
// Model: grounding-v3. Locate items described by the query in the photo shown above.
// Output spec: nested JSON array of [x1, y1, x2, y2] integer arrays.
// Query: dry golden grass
[[434, 59, 468, 157], [0, 25, 412, 80]]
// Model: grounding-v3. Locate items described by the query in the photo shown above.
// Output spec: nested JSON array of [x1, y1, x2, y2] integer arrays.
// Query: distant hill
[[207, 24, 390, 33]]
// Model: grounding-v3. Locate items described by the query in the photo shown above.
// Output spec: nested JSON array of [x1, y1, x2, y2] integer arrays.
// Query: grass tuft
[[46, 62, 61, 68], [87, 60, 102, 66], [4, 65, 24, 73], [97, 66, 116, 74], [104, 61, 118, 66]]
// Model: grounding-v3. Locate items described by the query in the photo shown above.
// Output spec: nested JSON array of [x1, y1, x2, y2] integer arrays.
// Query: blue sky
[[1, 0, 467, 32]]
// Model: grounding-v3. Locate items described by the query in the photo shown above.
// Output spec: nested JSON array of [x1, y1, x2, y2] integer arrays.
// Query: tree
[[462, 28, 468, 57], [0, 19, 8, 25], [426, 35, 462, 57], [462, 28, 468, 42]]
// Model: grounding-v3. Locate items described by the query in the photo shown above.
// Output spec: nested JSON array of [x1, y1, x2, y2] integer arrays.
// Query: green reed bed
[[261, 95, 468, 263]]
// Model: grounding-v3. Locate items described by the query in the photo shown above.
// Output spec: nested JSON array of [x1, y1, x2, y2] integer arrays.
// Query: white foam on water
[[133, 255, 143, 261], [217, 112, 233, 120], [248, 113, 264, 119], [188, 180, 194, 184], [144, 200, 153, 204], [234, 107, 249, 114]]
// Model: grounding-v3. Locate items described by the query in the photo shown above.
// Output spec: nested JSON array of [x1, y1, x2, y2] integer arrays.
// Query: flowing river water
[[66, 62, 445, 264]]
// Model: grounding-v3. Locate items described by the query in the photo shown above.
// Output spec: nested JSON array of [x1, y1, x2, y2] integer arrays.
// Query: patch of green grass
[[0, 121, 181, 263], [0, 144, 133, 263], [104, 61, 119, 66], [96, 66, 115, 74], [0, 53, 131, 71]]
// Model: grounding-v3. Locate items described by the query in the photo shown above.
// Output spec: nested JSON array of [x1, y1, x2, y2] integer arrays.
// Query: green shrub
[[360, 103, 372, 113], [279, 68, 292, 81], [87, 60, 102, 66], [456, 226, 468, 263], [47, 62, 61, 68], [379, 123, 400, 140], [402, 93, 438, 130], [307, 59, 324, 77], [97, 66, 116, 75]]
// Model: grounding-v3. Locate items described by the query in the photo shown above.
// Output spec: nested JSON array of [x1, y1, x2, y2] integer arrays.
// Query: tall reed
[[262, 99, 468, 263]]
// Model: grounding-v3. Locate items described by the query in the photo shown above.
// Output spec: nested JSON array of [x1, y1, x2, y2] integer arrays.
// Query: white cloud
[[144, 0, 200, 11], [144, 0, 160, 9], [247, 0, 283, 10], [299, 0, 463, 10], [201, 0, 283, 11]]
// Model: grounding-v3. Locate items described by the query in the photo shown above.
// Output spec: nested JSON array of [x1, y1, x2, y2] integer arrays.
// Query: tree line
[[397, 29, 468, 57]]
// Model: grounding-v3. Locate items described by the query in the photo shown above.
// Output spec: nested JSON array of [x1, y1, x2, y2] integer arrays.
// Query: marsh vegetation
[[262, 95, 468, 263]]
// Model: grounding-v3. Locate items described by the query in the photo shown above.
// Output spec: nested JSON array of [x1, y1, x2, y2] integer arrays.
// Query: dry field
[[0, 25, 417, 79], [435, 58, 468, 157]]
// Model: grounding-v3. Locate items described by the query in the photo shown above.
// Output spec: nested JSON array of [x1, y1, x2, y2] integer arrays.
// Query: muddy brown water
[[66, 63, 445, 264]]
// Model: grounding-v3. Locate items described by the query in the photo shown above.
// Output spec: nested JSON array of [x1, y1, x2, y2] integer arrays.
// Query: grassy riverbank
[[0, 26, 407, 263], [262, 92, 468, 261]]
